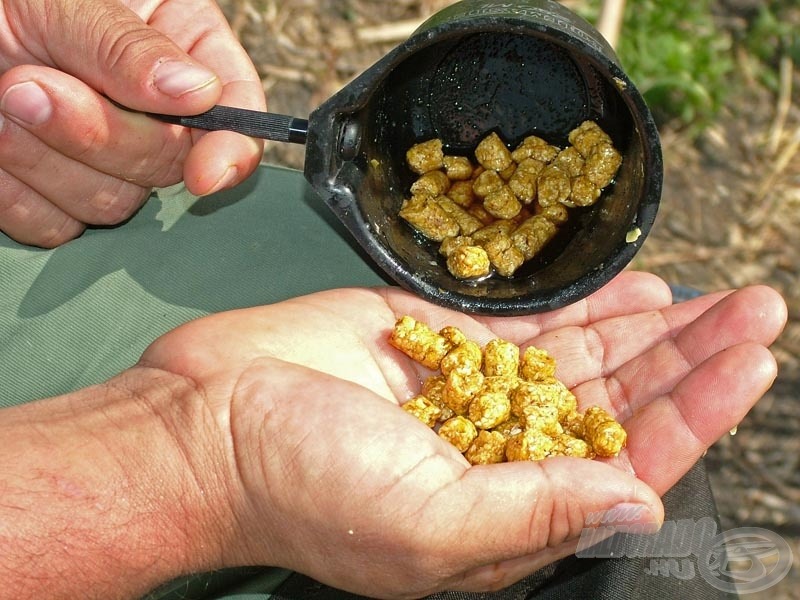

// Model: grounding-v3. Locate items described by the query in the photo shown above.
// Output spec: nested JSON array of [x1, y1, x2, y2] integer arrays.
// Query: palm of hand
[[139, 273, 785, 597]]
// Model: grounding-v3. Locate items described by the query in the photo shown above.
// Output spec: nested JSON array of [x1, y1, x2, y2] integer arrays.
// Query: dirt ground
[[217, 1, 799, 596]]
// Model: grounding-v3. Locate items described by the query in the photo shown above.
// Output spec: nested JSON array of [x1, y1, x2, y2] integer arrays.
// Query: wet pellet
[[446, 245, 491, 280], [400, 123, 622, 281], [406, 138, 444, 174]]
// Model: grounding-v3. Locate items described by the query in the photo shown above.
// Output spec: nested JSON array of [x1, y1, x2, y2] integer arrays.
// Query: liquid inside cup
[[305, 15, 661, 315]]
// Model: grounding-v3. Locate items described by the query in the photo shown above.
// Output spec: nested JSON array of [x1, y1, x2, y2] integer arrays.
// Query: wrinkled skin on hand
[[0, 0, 265, 247], [136, 272, 786, 598]]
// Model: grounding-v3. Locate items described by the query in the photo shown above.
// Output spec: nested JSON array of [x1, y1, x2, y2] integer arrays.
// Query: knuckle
[[107, 128, 189, 189], [69, 121, 109, 164], [75, 113, 189, 188], [0, 174, 85, 248], [98, 22, 168, 79], [0, 183, 30, 224], [0, 117, 18, 154], [36, 218, 86, 248], [85, 181, 150, 225], [137, 141, 187, 187]]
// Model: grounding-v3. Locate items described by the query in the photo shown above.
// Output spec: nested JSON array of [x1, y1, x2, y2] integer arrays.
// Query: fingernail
[[0, 81, 53, 126], [603, 502, 661, 533], [207, 166, 239, 195], [576, 503, 662, 558], [154, 61, 217, 98]]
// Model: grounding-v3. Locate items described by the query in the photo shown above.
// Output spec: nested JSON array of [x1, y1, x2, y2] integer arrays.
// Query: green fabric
[[0, 164, 388, 597]]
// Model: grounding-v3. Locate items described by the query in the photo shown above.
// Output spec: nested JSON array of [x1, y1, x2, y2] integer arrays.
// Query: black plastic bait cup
[[156, 0, 662, 315], [304, 0, 662, 315]]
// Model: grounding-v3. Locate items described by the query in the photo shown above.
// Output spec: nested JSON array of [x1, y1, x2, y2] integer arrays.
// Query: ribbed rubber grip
[[151, 105, 308, 144]]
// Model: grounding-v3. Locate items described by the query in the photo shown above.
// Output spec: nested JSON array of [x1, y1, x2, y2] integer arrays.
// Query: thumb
[[34, 0, 222, 113], [440, 458, 663, 574]]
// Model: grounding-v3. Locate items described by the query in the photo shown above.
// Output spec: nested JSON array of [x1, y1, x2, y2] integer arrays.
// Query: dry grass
[[223, 0, 460, 167], [217, 1, 800, 596]]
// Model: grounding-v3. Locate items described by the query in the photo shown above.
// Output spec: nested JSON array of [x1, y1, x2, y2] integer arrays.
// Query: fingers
[[147, 3, 268, 194], [0, 0, 269, 245], [479, 271, 675, 343], [0, 110, 151, 245], [182, 80, 265, 195], [21, 0, 223, 113], [620, 342, 778, 495], [531, 289, 732, 389], [588, 285, 786, 418], [379, 271, 675, 348], [183, 128, 264, 196], [0, 70, 159, 244], [0, 166, 85, 247], [146, 0, 262, 102], [0, 66, 190, 188], [578, 285, 785, 495]]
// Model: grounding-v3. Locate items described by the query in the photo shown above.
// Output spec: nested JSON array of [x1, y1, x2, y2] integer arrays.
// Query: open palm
[[138, 271, 786, 599]]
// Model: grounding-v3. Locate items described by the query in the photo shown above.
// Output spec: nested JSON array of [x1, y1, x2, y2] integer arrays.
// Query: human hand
[[134, 271, 786, 598], [0, 0, 264, 247]]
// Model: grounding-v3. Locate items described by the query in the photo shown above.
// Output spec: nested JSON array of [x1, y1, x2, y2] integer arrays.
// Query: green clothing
[[0, 164, 387, 598]]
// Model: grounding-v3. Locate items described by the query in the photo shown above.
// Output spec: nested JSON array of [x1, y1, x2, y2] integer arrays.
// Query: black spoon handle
[[149, 105, 308, 145]]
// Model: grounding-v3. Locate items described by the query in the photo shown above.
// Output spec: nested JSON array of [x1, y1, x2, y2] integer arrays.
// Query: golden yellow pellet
[[551, 433, 594, 458], [511, 215, 558, 261], [465, 430, 507, 465], [437, 196, 484, 236], [511, 135, 560, 163], [505, 429, 556, 461], [472, 169, 505, 197], [439, 416, 478, 452], [443, 155, 474, 180], [446, 245, 492, 280], [482, 233, 525, 278], [446, 180, 476, 207], [475, 132, 514, 172], [400, 123, 621, 281], [483, 185, 522, 220], [389, 316, 627, 465], [468, 385, 511, 430], [398, 196, 459, 242], [440, 340, 483, 376], [483, 338, 520, 378], [443, 369, 485, 415], [410, 170, 450, 197], [406, 138, 444, 174], [584, 406, 627, 457], [402, 395, 442, 427], [388, 315, 451, 370], [422, 375, 453, 422], [508, 166, 539, 203], [438, 325, 467, 348], [520, 345, 558, 382]]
